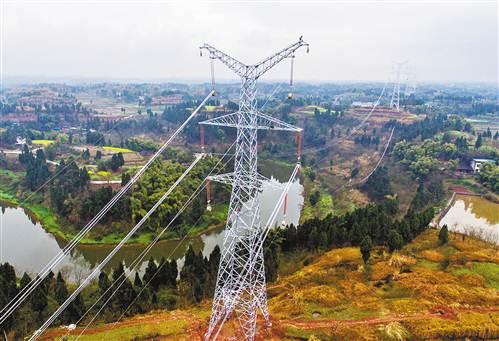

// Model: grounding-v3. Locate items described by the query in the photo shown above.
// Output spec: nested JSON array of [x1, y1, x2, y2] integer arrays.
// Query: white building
[[470, 158, 495, 173]]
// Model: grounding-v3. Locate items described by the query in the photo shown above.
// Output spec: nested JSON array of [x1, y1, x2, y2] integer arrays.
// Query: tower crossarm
[[200, 111, 301, 132], [253, 37, 309, 79], [256, 111, 302, 132], [200, 44, 247, 77], [207, 172, 285, 190]]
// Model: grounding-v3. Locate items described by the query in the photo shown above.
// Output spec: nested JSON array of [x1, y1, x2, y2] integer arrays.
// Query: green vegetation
[[0, 242, 222, 339], [446, 178, 483, 194], [74, 319, 188, 341], [125, 137, 160, 152], [439, 224, 449, 245], [393, 139, 453, 178], [476, 162, 498, 193], [452, 262, 499, 289], [362, 165, 392, 199]]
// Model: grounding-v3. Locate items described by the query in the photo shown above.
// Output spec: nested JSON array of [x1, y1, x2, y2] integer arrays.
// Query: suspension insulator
[[200, 125, 205, 150], [288, 55, 295, 100], [282, 193, 288, 226], [206, 180, 212, 212], [296, 132, 302, 162], [210, 58, 216, 96]]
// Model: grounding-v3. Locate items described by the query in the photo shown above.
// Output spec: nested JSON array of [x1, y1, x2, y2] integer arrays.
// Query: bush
[[439, 225, 449, 245]]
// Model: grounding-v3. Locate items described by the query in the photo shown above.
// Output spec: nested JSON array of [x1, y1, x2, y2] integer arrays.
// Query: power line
[[30, 153, 205, 340], [200, 38, 309, 340], [69, 143, 236, 338], [0, 90, 214, 327], [210, 163, 299, 340]]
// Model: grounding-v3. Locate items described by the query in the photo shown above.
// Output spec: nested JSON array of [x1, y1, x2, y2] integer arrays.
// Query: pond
[[440, 194, 499, 244], [0, 175, 303, 282]]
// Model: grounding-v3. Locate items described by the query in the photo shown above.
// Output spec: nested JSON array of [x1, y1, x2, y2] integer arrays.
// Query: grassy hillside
[[44, 229, 499, 340]]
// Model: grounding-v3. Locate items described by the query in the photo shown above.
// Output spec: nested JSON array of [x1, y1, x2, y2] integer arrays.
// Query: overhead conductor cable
[[30, 153, 205, 340], [0, 90, 214, 325]]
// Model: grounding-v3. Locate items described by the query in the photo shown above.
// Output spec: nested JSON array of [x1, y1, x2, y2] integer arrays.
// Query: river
[[440, 194, 499, 244], [0, 176, 303, 282]]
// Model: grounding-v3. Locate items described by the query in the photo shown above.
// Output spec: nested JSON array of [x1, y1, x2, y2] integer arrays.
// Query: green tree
[[475, 134, 483, 149], [112, 262, 136, 312], [121, 172, 131, 186], [20, 272, 32, 290], [387, 229, 403, 252], [82, 148, 90, 160], [360, 236, 372, 264], [54, 272, 68, 305], [143, 257, 159, 290], [439, 224, 449, 245], [31, 277, 48, 316], [309, 190, 320, 206], [363, 166, 392, 199], [134, 272, 143, 287]]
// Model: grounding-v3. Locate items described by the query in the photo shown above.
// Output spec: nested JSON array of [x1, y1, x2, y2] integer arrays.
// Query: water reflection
[[0, 177, 303, 282], [440, 195, 499, 244]]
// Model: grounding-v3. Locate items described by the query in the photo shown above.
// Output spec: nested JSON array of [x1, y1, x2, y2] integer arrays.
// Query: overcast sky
[[2, 1, 497, 84]]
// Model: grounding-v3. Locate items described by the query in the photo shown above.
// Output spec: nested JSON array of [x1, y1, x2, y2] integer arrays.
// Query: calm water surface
[[440, 195, 499, 244], [0, 176, 303, 282]]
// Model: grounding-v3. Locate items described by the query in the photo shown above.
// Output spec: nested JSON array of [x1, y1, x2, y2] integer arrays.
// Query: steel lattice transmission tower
[[199, 37, 309, 340], [389, 61, 408, 112]]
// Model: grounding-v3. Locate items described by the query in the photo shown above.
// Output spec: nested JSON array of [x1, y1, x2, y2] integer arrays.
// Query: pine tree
[[360, 236, 372, 264], [387, 229, 403, 252], [168, 259, 178, 289], [20, 272, 32, 290], [143, 257, 158, 290], [67, 294, 85, 323], [0, 263, 18, 332], [439, 224, 449, 245], [112, 262, 136, 312], [31, 277, 48, 315], [54, 272, 68, 305], [98, 271, 111, 309], [475, 134, 483, 149], [134, 272, 143, 287]]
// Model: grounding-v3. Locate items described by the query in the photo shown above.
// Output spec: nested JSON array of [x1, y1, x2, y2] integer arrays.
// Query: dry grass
[[382, 321, 411, 341], [421, 249, 445, 262], [388, 252, 417, 268], [406, 312, 499, 339], [47, 229, 499, 340]]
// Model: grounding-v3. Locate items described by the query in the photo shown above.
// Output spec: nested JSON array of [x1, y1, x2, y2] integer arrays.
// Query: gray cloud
[[3, 1, 497, 83]]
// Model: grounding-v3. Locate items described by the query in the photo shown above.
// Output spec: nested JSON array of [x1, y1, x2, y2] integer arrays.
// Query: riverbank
[[0, 189, 227, 246]]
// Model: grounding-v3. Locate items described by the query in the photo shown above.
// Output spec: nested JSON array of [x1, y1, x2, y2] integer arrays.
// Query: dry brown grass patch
[[405, 312, 499, 339], [370, 261, 396, 281], [421, 249, 445, 263], [389, 252, 417, 268]]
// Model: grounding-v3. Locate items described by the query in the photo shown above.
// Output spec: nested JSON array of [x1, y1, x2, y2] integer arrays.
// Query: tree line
[[0, 243, 222, 339], [266, 180, 440, 280]]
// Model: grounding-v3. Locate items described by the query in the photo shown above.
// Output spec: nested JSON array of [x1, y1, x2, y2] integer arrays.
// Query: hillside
[[42, 229, 499, 340]]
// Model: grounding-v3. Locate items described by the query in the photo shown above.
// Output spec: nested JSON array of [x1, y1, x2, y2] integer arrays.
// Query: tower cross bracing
[[199, 38, 309, 340]]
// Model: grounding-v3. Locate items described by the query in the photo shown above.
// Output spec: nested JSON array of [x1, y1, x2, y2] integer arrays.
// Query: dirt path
[[277, 305, 499, 331], [40, 305, 499, 340]]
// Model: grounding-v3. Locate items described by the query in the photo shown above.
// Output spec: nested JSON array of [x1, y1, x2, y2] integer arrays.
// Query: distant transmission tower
[[199, 38, 309, 340], [404, 70, 417, 97], [389, 61, 408, 111]]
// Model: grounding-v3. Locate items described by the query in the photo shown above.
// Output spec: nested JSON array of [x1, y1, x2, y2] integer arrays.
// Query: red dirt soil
[[41, 305, 499, 340]]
